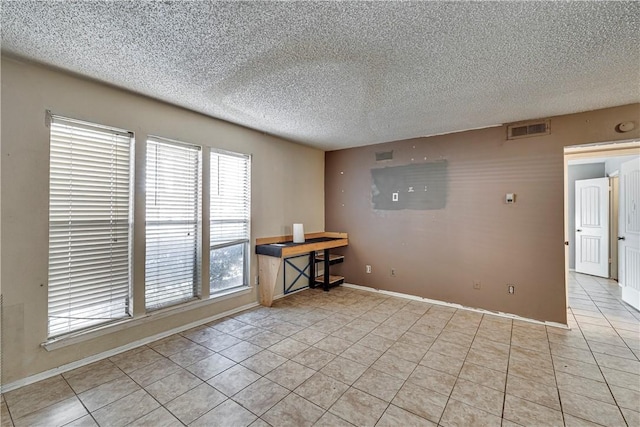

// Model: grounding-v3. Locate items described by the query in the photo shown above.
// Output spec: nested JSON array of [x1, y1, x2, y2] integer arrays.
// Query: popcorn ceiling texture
[[2, 1, 639, 150]]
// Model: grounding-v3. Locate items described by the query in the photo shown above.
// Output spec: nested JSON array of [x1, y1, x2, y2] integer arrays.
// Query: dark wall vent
[[375, 150, 393, 161], [507, 119, 550, 140]]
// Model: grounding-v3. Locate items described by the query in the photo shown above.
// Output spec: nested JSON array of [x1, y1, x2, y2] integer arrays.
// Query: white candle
[[293, 223, 305, 243]]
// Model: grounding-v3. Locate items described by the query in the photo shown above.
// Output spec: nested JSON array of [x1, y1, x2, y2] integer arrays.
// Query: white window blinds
[[210, 150, 251, 292], [145, 138, 202, 310], [48, 116, 133, 338]]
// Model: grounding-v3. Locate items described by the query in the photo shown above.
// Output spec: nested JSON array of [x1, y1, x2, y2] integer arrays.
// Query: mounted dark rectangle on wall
[[371, 161, 447, 210]]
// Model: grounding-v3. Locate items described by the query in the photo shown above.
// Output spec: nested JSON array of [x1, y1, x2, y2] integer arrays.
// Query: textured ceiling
[[2, 1, 639, 150]]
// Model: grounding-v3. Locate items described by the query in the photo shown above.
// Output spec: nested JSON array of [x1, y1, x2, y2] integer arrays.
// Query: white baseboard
[[342, 283, 569, 330], [1, 301, 259, 393]]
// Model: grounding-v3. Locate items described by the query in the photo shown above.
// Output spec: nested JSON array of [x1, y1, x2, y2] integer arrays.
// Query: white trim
[[43, 286, 252, 351], [569, 268, 576, 272], [342, 283, 569, 329], [3, 300, 259, 393]]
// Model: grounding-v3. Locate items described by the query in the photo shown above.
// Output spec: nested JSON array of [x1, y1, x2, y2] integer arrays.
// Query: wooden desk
[[255, 232, 348, 306]]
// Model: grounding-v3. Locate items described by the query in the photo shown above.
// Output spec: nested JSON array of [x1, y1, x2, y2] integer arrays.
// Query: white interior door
[[575, 177, 609, 277], [620, 157, 640, 311]]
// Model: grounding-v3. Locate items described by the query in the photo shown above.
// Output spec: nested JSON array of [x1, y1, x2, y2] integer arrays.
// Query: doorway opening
[[564, 140, 640, 311]]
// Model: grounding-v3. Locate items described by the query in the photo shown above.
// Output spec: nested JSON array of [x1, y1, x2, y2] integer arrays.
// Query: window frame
[[47, 114, 135, 338]]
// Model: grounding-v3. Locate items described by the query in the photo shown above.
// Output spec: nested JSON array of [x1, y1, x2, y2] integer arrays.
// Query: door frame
[[563, 140, 640, 308]]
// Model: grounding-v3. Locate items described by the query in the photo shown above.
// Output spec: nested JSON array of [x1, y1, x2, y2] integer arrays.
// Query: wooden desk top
[[256, 232, 348, 258]]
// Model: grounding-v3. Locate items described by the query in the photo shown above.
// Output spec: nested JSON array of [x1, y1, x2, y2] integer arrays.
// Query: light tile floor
[[2, 272, 639, 426]]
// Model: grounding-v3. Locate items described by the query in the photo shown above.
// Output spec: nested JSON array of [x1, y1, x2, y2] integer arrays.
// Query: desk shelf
[[314, 253, 344, 265], [314, 274, 344, 286]]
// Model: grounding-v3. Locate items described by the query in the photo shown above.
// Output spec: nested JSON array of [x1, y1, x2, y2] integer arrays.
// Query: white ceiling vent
[[507, 119, 550, 140]]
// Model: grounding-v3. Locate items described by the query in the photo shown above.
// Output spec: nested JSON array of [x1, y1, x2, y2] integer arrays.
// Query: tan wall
[[0, 57, 325, 384], [325, 104, 640, 324]]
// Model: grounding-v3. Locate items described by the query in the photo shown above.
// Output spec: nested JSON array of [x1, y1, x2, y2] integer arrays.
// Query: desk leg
[[323, 249, 330, 292], [309, 251, 316, 289], [258, 255, 281, 307]]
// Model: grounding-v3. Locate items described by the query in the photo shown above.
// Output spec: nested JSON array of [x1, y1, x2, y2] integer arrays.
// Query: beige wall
[[325, 104, 640, 324], [0, 57, 325, 384]]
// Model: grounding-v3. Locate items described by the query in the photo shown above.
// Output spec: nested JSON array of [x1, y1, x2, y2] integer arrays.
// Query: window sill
[[42, 286, 253, 351]]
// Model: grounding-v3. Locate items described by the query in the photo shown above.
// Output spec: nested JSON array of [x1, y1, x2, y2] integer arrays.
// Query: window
[[47, 116, 133, 337], [145, 137, 202, 310], [210, 150, 251, 292]]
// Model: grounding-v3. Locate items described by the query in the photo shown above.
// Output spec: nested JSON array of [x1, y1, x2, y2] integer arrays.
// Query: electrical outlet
[[473, 281, 481, 290], [255, 276, 259, 286], [508, 284, 515, 294], [391, 268, 396, 277], [366, 265, 372, 274]]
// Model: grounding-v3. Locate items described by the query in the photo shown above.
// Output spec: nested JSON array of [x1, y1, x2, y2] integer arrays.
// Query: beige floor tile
[[396, 331, 435, 351], [92, 389, 159, 427], [164, 383, 226, 424], [348, 318, 379, 333], [63, 360, 125, 394], [78, 376, 140, 412], [329, 387, 388, 427], [563, 413, 603, 427], [241, 350, 288, 375], [191, 399, 256, 427], [352, 367, 404, 402], [314, 336, 353, 354], [109, 348, 166, 374], [503, 394, 563, 426], [339, 343, 383, 367], [186, 353, 236, 380], [506, 375, 560, 410], [314, 411, 355, 427], [145, 369, 202, 404], [292, 346, 336, 369], [265, 360, 316, 390], [391, 381, 448, 423], [384, 341, 428, 363], [128, 407, 181, 427], [465, 348, 508, 372], [450, 378, 504, 416], [245, 330, 286, 348], [208, 364, 261, 396], [332, 326, 369, 343], [127, 357, 183, 387], [620, 407, 640, 426], [458, 362, 506, 392], [376, 404, 435, 426], [262, 393, 324, 427], [438, 330, 474, 348], [555, 371, 615, 404], [440, 398, 502, 427], [232, 377, 289, 416], [180, 325, 225, 343], [429, 339, 470, 360], [227, 324, 264, 340], [13, 396, 86, 427], [588, 341, 638, 360], [219, 341, 263, 362], [610, 385, 640, 411], [1, 402, 14, 427], [249, 418, 270, 427], [371, 353, 417, 380], [168, 344, 214, 367], [320, 357, 368, 385], [407, 365, 457, 396], [420, 350, 464, 375], [357, 333, 395, 352], [63, 414, 98, 427], [470, 337, 510, 358], [507, 357, 557, 387], [550, 342, 597, 365], [593, 352, 640, 374], [552, 355, 605, 382], [559, 389, 626, 426], [601, 366, 640, 392], [150, 335, 202, 357], [290, 328, 328, 345], [4, 375, 75, 420], [509, 346, 554, 370], [295, 372, 349, 409], [199, 332, 243, 352], [371, 324, 405, 340]]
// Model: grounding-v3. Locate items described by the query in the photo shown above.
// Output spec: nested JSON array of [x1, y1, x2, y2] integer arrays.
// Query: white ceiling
[[2, 1, 639, 151]]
